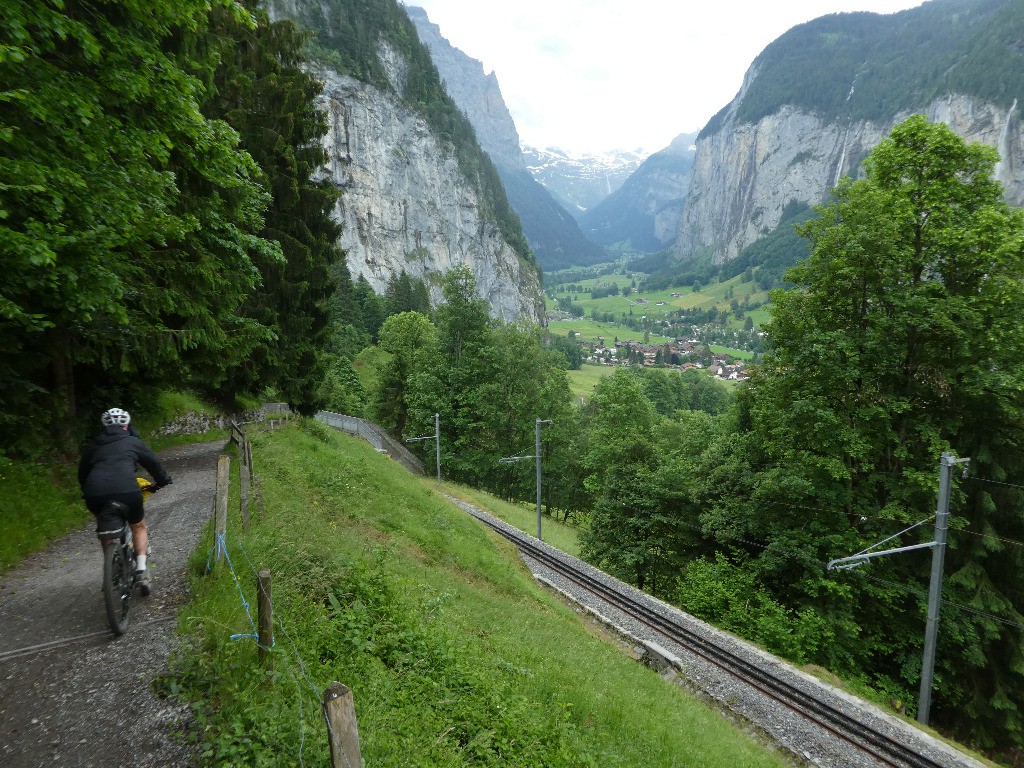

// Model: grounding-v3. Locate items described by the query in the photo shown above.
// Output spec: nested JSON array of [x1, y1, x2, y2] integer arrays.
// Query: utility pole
[[827, 451, 968, 726], [917, 452, 961, 725], [405, 413, 442, 485], [500, 418, 552, 540], [434, 413, 441, 486], [535, 418, 552, 540]]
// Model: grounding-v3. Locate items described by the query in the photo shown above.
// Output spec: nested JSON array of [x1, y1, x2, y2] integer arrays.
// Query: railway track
[[456, 500, 977, 768]]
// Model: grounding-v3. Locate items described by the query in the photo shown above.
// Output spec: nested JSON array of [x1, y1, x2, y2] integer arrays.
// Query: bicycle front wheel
[[102, 544, 133, 635]]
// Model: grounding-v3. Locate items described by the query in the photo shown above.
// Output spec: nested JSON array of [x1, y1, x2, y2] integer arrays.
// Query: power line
[[953, 528, 1024, 550], [964, 475, 1024, 493], [665, 517, 1024, 630]]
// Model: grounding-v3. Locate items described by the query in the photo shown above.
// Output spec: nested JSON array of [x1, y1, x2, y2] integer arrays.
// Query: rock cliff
[[676, 81, 1023, 266], [406, 5, 608, 271], [268, 3, 543, 323], [580, 133, 696, 253]]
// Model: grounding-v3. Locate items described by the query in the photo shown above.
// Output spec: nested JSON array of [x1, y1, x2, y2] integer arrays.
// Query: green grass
[[165, 422, 790, 767], [710, 345, 755, 361], [565, 363, 616, 401], [548, 317, 672, 345], [551, 272, 773, 336], [0, 460, 86, 569], [437, 481, 584, 557], [353, 346, 392, 400]]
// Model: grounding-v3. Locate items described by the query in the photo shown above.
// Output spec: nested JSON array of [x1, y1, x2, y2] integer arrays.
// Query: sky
[[407, 0, 927, 156]]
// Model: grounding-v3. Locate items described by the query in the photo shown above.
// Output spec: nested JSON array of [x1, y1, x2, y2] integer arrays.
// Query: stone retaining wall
[[155, 404, 287, 436]]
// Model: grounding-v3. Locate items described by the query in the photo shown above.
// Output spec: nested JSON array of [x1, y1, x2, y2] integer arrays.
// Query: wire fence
[[205, 418, 363, 768]]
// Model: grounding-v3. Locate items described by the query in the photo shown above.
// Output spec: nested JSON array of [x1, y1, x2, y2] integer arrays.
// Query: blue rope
[[206, 531, 274, 648]]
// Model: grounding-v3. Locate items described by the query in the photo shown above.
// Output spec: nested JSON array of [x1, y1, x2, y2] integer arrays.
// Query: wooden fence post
[[240, 464, 250, 535], [214, 454, 230, 570], [257, 569, 273, 670], [255, 475, 265, 518], [244, 439, 253, 476], [323, 682, 362, 768]]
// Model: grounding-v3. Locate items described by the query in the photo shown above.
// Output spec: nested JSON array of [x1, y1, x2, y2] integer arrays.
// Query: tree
[[208, 2, 344, 415], [406, 267, 492, 484], [373, 311, 436, 438], [736, 115, 1024, 749], [0, 0, 275, 453], [384, 271, 430, 316], [579, 370, 661, 588]]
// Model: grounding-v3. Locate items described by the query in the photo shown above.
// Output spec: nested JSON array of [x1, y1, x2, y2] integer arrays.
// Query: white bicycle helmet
[[101, 407, 131, 427]]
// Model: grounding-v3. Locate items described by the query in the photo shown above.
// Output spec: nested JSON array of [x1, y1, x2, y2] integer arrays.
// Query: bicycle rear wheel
[[102, 543, 133, 635]]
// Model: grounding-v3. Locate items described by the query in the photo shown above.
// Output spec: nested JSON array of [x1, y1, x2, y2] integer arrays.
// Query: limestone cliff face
[[405, 6, 523, 172], [675, 82, 1024, 265], [266, 3, 543, 323], [405, 5, 608, 270]]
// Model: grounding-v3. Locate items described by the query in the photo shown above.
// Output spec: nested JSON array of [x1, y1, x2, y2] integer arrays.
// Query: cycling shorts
[[85, 491, 145, 535]]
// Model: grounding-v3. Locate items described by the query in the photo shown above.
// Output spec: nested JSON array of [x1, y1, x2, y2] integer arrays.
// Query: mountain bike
[[97, 479, 158, 636]]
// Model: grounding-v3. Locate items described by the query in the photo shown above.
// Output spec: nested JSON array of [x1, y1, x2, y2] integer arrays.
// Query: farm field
[[549, 271, 773, 333], [566, 363, 615, 401], [546, 316, 672, 345]]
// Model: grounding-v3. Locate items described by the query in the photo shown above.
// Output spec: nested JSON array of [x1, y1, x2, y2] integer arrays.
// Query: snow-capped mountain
[[521, 146, 650, 216]]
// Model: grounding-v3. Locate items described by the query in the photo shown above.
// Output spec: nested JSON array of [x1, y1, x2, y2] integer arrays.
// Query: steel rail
[[473, 512, 946, 768]]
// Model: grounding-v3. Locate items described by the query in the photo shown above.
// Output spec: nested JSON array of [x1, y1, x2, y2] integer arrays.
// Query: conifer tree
[[206, 2, 344, 414]]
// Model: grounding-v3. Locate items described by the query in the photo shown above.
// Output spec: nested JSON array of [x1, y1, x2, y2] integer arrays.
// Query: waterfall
[[833, 125, 852, 188], [995, 99, 1018, 182], [830, 73, 861, 188]]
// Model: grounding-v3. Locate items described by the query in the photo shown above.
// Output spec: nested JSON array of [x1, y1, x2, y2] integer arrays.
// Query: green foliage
[[372, 311, 436, 437], [0, 0, 346, 454], [713, 0, 1023, 131], [399, 269, 580, 507], [547, 334, 584, 370], [165, 425, 788, 767], [384, 271, 430, 316], [0, 460, 84, 569], [206, 2, 345, 416], [319, 356, 367, 418], [0, 0, 373, 454], [675, 553, 836, 665], [727, 115, 1024, 751]]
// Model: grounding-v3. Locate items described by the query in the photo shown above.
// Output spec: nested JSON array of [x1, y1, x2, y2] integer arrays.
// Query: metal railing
[[315, 411, 426, 476]]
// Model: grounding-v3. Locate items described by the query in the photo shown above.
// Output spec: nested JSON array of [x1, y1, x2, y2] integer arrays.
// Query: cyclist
[[78, 408, 172, 594]]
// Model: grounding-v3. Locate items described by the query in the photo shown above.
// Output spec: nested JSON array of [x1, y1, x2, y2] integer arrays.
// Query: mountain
[[263, 0, 543, 323], [405, 5, 609, 271], [521, 146, 649, 215], [674, 0, 1024, 269], [579, 133, 696, 255]]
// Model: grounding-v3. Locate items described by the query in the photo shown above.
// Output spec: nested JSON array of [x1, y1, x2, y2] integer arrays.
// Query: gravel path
[[0, 440, 225, 768]]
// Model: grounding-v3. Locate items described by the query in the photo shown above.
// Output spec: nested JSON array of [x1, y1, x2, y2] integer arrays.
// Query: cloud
[[409, 0, 924, 154]]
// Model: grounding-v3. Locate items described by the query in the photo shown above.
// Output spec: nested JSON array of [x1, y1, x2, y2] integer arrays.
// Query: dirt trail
[[0, 440, 225, 768]]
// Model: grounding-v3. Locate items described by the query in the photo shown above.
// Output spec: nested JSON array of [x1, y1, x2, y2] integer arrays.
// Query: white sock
[[136, 554, 147, 571]]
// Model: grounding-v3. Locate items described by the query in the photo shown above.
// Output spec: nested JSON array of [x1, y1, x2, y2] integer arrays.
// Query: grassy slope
[[167, 422, 789, 767], [439, 481, 584, 557], [0, 460, 85, 568], [565, 363, 615, 402]]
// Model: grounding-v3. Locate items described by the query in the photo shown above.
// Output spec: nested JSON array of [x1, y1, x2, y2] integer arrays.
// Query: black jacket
[[78, 426, 172, 497]]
